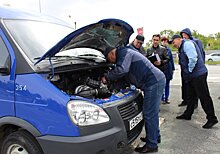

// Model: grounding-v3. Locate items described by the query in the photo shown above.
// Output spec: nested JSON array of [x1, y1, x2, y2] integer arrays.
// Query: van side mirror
[[0, 67, 10, 75]]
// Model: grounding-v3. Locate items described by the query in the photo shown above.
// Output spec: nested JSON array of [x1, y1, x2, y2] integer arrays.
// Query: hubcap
[[7, 144, 28, 154]]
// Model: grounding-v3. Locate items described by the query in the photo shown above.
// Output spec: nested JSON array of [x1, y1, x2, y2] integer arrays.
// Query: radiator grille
[[118, 94, 144, 144]]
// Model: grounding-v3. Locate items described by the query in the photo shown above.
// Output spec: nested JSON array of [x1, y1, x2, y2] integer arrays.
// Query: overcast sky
[[1, 0, 219, 41]]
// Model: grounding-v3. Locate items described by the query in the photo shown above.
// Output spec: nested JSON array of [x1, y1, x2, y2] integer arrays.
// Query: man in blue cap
[[178, 28, 206, 108], [169, 35, 218, 129], [102, 46, 165, 153], [128, 34, 146, 55]]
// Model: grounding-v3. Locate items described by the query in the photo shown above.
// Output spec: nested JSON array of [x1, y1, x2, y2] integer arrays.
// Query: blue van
[[0, 6, 144, 154]]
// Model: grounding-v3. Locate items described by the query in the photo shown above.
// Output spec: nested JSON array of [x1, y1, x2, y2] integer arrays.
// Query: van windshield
[[4, 19, 73, 63]]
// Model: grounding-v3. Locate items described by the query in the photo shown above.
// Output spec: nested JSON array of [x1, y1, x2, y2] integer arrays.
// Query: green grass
[[205, 61, 220, 65]]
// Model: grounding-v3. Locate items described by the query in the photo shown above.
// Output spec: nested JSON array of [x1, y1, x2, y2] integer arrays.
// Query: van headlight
[[67, 100, 110, 126]]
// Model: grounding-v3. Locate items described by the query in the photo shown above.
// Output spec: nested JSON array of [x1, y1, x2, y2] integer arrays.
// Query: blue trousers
[[143, 78, 166, 148], [162, 79, 170, 101]]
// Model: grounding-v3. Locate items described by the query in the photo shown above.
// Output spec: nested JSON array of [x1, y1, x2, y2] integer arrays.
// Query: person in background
[[146, 34, 170, 73], [161, 36, 175, 104], [101, 46, 165, 153], [146, 34, 169, 105], [169, 34, 218, 129], [180, 28, 205, 61], [178, 28, 205, 108], [128, 34, 146, 55]]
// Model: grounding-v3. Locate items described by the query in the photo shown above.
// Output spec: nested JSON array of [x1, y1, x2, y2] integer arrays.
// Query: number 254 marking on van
[[16, 85, 27, 91]]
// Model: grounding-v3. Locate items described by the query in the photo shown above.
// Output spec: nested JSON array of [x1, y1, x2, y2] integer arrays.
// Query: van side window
[[0, 36, 11, 74]]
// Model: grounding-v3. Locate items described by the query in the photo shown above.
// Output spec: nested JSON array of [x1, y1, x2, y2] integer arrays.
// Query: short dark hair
[[152, 34, 161, 39]]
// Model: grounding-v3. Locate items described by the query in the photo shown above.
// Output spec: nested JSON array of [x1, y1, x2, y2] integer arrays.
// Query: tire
[[1, 130, 43, 154], [208, 59, 213, 61]]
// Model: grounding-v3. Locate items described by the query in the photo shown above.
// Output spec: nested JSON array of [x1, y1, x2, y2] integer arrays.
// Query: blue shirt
[[183, 40, 198, 72]]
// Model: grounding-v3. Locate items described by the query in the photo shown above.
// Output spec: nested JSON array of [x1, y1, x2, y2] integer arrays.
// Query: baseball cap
[[103, 46, 115, 57], [168, 34, 181, 44], [136, 35, 145, 42]]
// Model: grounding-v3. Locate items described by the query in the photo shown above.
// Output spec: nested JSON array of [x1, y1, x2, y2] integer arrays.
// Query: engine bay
[[49, 66, 130, 99]]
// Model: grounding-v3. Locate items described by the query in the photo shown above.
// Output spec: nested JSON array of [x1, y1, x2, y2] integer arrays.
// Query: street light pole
[[74, 22, 76, 30], [39, 0, 41, 13], [68, 15, 77, 30]]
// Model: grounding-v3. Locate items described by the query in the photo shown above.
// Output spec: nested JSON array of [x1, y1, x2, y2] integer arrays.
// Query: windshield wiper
[[34, 54, 105, 64], [34, 55, 71, 60], [76, 55, 106, 62]]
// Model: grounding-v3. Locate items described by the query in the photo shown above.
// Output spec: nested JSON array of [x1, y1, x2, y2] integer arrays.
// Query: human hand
[[154, 61, 161, 66], [101, 76, 107, 84]]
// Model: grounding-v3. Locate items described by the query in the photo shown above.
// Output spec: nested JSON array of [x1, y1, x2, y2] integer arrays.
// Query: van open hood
[[35, 18, 134, 65]]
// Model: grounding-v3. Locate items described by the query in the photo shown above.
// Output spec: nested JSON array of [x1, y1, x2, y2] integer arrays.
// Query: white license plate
[[129, 112, 143, 130]]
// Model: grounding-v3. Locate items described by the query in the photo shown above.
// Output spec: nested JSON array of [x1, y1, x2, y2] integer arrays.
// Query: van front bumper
[[37, 126, 127, 154]]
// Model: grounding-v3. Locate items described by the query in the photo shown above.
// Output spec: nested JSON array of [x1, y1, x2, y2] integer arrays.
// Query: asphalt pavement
[[123, 64, 220, 154]]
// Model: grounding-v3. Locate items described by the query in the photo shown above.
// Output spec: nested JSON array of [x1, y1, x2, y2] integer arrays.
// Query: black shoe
[[135, 145, 158, 153], [165, 101, 170, 104], [176, 114, 191, 120], [202, 119, 218, 129], [140, 137, 161, 143], [162, 100, 170, 104], [178, 101, 187, 107]]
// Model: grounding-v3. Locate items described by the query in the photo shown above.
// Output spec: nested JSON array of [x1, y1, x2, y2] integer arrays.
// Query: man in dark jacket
[[146, 34, 170, 73], [102, 46, 165, 153], [178, 28, 205, 107], [169, 34, 218, 129], [128, 34, 146, 55]]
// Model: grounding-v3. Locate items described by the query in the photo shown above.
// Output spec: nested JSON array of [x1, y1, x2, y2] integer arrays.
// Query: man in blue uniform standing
[[169, 35, 218, 129], [101, 46, 165, 153], [128, 34, 146, 54], [178, 28, 205, 108]]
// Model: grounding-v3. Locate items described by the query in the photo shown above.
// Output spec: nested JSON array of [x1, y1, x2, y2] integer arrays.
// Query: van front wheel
[[1, 130, 43, 154]]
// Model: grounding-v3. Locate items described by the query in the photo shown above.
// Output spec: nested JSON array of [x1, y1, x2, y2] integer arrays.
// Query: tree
[[160, 29, 175, 38], [145, 29, 220, 51]]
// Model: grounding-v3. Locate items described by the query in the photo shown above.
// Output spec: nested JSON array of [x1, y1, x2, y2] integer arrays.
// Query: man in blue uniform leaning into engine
[[101, 46, 165, 153]]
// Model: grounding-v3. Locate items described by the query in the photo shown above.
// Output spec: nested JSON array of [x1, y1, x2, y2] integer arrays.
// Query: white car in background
[[205, 52, 220, 61]]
